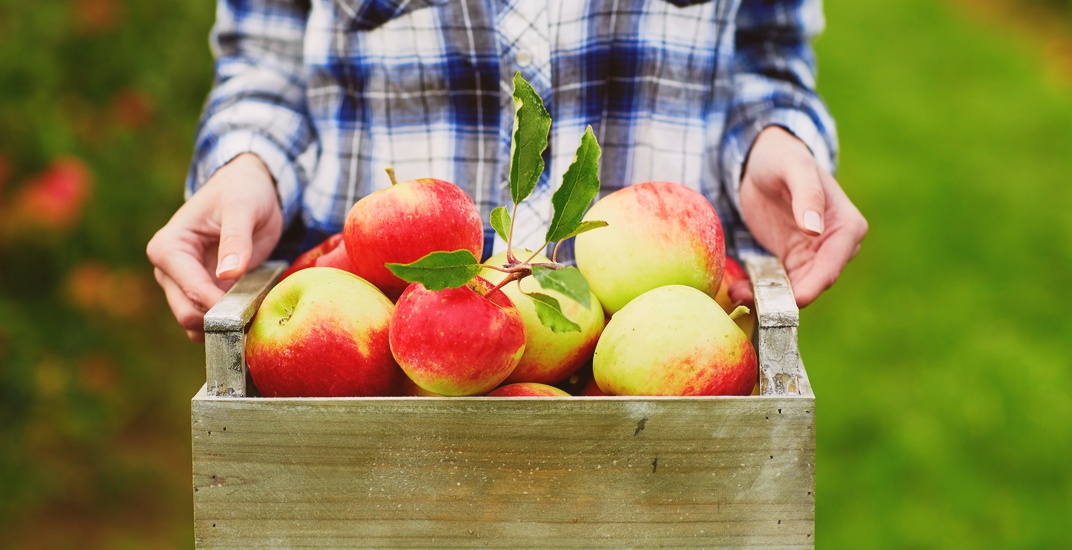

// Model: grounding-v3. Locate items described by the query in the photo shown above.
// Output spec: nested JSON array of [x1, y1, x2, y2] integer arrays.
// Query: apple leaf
[[385, 249, 481, 291], [490, 206, 511, 243], [530, 265, 592, 309], [555, 220, 608, 241], [525, 292, 582, 333], [510, 72, 551, 205], [545, 125, 601, 243]]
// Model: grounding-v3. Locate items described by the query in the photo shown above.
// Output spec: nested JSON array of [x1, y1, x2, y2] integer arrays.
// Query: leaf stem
[[506, 203, 519, 264], [523, 243, 550, 265]]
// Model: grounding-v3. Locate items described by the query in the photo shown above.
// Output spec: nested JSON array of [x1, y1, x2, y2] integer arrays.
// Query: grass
[[805, 0, 1072, 546]]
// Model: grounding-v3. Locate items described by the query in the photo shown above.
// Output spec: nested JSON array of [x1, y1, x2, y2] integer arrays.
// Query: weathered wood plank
[[192, 392, 815, 548], [740, 253, 808, 397], [203, 261, 286, 397]]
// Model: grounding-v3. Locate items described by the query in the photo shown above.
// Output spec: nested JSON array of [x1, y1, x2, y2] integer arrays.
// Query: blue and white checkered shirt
[[188, 0, 837, 260]]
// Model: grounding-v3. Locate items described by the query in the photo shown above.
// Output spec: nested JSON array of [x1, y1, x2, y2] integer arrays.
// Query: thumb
[[785, 164, 828, 236], [215, 205, 257, 280]]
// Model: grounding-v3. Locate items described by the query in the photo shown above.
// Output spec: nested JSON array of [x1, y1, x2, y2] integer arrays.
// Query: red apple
[[574, 181, 725, 315], [487, 382, 570, 397], [480, 250, 604, 385], [578, 376, 607, 396], [245, 267, 404, 397], [389, 277, 526, 396], [279, 232, 352, 281], [714, 256, 756, 341], [344, 171, 483, 300], [593, 285, 756, 396]]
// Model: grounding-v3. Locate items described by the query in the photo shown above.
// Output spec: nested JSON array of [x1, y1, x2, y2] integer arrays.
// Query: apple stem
[[385, 166, 399, 186], [729, 305, 751, 321]]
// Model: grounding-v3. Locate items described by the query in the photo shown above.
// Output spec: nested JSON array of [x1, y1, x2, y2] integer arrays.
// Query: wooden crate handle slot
[[203, 261, 287, 397]]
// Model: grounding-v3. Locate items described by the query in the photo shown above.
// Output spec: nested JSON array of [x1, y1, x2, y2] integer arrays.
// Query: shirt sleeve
[[186, 0, 317, 227], [720, 0, 838, 213]]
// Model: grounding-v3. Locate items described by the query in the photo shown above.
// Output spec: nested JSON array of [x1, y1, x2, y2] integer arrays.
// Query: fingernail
[[217, 254, 239, 276], [803, 210, 824, 235]]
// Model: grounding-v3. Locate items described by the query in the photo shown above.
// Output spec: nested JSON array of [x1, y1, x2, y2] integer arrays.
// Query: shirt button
[[516, 49, 533, 68]]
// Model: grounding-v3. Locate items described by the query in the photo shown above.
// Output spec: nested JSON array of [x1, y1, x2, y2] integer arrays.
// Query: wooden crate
[[192, 253, 815, 548]]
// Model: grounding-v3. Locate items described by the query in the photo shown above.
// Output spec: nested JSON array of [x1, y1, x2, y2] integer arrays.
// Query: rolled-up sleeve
[[720, 0, 838, 212], [186, 0, 317, 227]]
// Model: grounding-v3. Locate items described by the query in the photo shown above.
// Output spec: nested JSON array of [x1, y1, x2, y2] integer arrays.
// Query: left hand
[[732, 126, 868, 308]]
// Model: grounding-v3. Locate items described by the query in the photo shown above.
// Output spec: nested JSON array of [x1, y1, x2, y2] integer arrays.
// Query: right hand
[[146, 153, 283, 342]]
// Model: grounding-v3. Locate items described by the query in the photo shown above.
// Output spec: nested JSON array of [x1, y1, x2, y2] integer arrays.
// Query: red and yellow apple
[[574, 181, 725, 315], [389, 277, 526, 396], [593, 285, 757, 396], [279, 232, 352, 281], [245, 267, 403, 397], [487, 382, 571, 397], [343, 171, 483, 301], [480, 250, 604, 385], [714, 256, 756, 341]]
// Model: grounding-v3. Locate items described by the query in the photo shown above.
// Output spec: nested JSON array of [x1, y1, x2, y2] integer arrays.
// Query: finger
[[782, 161, 828, 237], [148, 233, 228, 313], [215, 203, 258, 280], [789, 229, 860, 308], [154, 267, 211, 340]]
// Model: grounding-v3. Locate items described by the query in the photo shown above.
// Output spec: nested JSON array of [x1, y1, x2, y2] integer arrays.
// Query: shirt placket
[[494, 0, 554, 255]]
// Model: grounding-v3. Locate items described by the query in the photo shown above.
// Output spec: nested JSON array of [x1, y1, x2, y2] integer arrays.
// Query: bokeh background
[[1, 0, 1070, 547]]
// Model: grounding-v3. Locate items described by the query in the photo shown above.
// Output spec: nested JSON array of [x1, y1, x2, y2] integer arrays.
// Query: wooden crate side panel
[[192, 396, 814, 548]]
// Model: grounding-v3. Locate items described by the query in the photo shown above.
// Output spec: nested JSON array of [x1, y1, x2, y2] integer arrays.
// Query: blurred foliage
[[0, 0, 214, 547], [1, 0, 1071, 548], [807, 0, 1072, 547]]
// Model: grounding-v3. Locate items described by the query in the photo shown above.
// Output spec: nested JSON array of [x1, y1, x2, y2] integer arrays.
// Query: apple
[[593, 285, 756, 396], [344, 170, 483, 300], [396, 375, 444, 397], [479, 250, 604, 385], [245, 267, 404, 397], [578, 376, 606, 396], [389, 276, 526, 396], [279, 232, 352, 281], [487, 382, 571, 397], [714, 256, 756, 341], [574, 181, 725, 315]]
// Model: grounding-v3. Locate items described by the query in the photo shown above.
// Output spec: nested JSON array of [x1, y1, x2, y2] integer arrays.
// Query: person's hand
[[733, 126, 868, 308], [146, 153, 284, 342]]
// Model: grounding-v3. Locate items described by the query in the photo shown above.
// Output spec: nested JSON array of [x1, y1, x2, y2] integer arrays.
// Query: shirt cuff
[[720, 108, 836, 214], [187, 130, 304, 225]]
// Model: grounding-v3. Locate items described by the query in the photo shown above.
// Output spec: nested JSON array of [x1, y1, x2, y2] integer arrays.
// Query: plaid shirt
[[188, 0, 837, 260]]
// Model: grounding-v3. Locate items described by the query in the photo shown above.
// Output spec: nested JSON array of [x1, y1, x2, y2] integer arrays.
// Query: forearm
[[187, 0, 317, 226], [721, 0, 838, 211]]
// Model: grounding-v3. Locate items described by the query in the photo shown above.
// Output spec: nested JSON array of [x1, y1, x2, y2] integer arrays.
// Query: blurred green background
[[1, 0, 1070, 547]]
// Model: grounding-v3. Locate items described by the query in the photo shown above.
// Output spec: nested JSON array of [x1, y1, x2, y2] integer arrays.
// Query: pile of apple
[[245, 75, 758, 399]]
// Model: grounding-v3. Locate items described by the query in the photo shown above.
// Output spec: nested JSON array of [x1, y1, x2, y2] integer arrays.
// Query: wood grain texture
[[204, 261, 286, 397], [740, 254, 809, 397], [192, 392, 815, 548]]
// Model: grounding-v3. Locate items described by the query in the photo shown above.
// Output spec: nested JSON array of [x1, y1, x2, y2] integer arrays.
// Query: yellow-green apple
[[279, 232, 352, 281], [593, 285, 756, 396], [714, 256, 756, 341], [487, 382, 571, 397], [344, 170, 483, 300], [389, 276, 526, 396], [574, 181, 725, 315], [245, 267, 403, 397], [480, 250, 604, 384]]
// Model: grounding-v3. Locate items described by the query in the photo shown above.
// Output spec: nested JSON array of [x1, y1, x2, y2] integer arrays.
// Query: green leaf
[[555, 220, 608, 241], [510, 72, 551, 205], [526, 292, 582, 333], [385, 250, 481, 291], [490, 206, 511, 243], [546, 125, 601, 243], [530, 265, 592, 309]]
